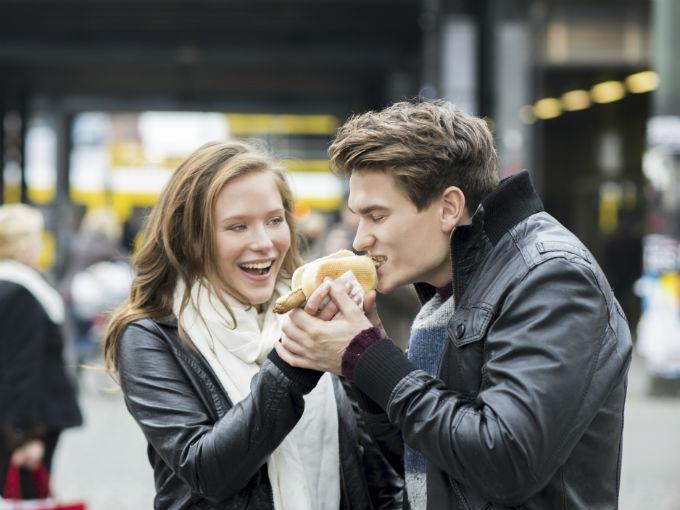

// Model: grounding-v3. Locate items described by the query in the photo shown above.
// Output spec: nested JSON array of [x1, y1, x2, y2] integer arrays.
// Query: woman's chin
[[243, 285, 276, 308]]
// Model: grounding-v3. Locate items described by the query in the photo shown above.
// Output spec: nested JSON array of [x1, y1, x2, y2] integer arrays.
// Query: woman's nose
[[250, 225, 274, 250]]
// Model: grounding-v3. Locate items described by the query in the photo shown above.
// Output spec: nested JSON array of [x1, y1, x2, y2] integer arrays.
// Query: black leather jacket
[[0, 281, 82, 448], [118, 317, 402, 509], [352, 171, 632, 510]]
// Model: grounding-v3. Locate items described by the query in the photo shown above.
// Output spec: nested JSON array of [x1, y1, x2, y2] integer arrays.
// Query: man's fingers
[[317, 301, 339, 321], [288, 306, 325, 333], [305, 279, 357, 321], [364, 290, 377, 314], [328, 281, 361, 317], [303, 280, 332, 316], [362, 290, 386, 333]]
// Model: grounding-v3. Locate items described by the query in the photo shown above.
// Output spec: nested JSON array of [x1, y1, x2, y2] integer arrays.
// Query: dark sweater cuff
[[353, 339, 416, 409], [267, 348, 323, 395], [341, 327, 384, 380], [354, 388, 385, 414]]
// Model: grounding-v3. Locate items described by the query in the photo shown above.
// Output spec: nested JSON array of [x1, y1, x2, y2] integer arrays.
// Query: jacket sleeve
[[0, 284, 47, 447], [355, 396, 404, 479], [118, 322, 318, 502], [340, 379, 404, 509], [353, 257, 631, 506]]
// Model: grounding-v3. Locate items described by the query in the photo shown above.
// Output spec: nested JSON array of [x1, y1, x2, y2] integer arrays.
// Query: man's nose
[[353, 222, 373, 252]]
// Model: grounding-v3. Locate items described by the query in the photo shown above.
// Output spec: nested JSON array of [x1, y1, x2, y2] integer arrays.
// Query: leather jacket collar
[[415, 171, 544, 305]]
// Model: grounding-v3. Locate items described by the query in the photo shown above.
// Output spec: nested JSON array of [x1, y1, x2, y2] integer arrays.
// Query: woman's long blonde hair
[[103, 141, 303, 373]]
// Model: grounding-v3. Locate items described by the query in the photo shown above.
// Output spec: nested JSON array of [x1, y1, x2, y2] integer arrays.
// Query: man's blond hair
[[329, 99, 499, 213]]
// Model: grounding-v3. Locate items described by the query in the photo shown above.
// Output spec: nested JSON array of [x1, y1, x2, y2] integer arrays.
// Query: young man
[[275, 100, 632, 510]]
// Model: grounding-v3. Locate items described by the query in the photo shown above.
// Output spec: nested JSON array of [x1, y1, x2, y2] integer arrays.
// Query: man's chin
[[378, 274, 417, 294], [377, 280, 394, 294]]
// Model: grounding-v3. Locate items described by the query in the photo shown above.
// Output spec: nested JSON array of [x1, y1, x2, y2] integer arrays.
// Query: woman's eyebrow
[[219, 208, 285, 222]]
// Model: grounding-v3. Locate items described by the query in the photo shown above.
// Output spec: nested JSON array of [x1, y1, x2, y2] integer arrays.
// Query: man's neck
[[436, 282, 453, 300]]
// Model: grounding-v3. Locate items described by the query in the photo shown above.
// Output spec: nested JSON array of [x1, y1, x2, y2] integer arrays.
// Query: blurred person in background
[[103, 141, 402, 510], [277, 100, 633, 510], [602, 208, 643, 330], [60, 207, 130, 368], [121, 205, 149, 254], [296, 208, 329, 260], [0, 204, 83, 498], [322, 192, 360, 257]]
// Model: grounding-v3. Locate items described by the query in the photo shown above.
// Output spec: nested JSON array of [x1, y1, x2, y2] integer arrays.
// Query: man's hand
[[300, 278, 363, 321], [11, 439, 44, 469], [363, 290, 386, 337], [275, 280, 373, 374]]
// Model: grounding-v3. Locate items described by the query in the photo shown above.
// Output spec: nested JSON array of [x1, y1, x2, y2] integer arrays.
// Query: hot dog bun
[[273, 250, 380, 313]]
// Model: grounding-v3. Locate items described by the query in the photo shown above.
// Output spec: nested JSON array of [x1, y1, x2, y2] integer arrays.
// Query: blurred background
[[0, 0, 679, 508]]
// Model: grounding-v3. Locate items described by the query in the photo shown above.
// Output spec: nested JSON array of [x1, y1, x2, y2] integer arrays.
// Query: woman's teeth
[[239, 262, 273, 275]]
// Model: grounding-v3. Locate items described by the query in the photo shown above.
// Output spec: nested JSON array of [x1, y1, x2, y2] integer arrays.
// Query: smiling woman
[[214, 171, 292, 309], [101, 141, 403, 510]]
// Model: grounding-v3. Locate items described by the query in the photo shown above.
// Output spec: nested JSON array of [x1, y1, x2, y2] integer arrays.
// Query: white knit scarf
[[0, 259, 64, 324], [173, 278, 340, 510]]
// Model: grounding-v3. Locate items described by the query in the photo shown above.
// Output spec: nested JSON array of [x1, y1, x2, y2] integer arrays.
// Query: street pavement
[[51, 367, 155, 508], [49, 354, 680, 509], [620, 355, 680, 510]]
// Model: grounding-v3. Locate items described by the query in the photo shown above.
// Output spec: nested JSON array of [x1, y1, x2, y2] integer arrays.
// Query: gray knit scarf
[[404, 292, 455, 510]]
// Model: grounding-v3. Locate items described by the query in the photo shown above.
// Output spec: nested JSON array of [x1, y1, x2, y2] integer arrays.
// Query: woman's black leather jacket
[[118, 317, 403, 509]]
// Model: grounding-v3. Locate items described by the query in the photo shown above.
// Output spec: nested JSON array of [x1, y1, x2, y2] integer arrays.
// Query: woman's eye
[[228, 224, 246, 232], [269, 217, 285, 226]]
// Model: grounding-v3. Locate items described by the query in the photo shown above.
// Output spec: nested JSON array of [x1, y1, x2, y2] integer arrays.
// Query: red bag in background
[[1, 463, 86, 510]]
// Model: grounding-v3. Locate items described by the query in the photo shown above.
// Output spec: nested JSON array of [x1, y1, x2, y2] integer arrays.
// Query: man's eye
[[370, 215, 385, 223]]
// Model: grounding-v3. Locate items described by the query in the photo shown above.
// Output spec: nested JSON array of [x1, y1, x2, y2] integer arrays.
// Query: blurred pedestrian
[[297, 208, 329, 260], [602, 209, 643, 328], [0, 204, 83, 498], [60, 207, 130, 368], [277, 99, 633, 510], [103, 141, 402, 509], [121, 205, 148, 253], [322, 193, 360, 257]]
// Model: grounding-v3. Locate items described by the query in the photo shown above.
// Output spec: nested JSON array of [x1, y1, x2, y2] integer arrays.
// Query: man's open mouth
[[370, 255, 387, 268]]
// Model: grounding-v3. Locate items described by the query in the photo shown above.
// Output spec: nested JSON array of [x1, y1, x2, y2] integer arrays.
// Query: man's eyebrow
[[348, 205, 388, 215]]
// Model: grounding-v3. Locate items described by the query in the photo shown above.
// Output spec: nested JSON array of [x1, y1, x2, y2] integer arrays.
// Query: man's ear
[[440, 186, 467, 233]]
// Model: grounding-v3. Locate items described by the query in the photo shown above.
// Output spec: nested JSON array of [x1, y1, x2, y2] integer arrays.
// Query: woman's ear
[[440, 186, 467, 233]]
